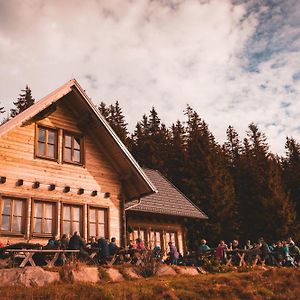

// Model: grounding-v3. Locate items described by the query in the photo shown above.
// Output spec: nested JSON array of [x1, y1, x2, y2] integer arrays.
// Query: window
[[62, 204, 82, 236], [149, 230, 162, 249], [33, 201, 56, 235], [63, 132, 83, 164], [165, 232, 178, 250], [88, 207, 107, 238], [36, 126, 58, 160], [0, 197, 25, 234]]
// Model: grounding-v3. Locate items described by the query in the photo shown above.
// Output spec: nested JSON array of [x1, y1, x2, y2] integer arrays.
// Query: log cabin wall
[[0, 101, 122, 246], [127, 214, 185, 255]]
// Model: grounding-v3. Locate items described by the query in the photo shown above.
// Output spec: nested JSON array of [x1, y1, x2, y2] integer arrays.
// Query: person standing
[[168, 242, 179, 265]]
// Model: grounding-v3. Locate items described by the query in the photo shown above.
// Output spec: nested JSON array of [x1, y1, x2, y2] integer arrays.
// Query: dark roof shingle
[[125, 168, 207, 219]]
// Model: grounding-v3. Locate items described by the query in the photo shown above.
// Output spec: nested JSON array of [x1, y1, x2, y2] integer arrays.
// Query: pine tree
[[130, 108, 169, 172], [183, 106, 238, 245], [108, 101, 129, 145], [237, 124, 295, 241], [98, 101, 109, 119], [165, 120, 187, 189], [98, 101, 129, 146], [10, 85, 35, 118], [282, 137, 300, 240]]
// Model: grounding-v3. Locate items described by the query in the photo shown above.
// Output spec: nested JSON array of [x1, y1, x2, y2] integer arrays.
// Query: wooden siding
[[0, 101, 122, 245]]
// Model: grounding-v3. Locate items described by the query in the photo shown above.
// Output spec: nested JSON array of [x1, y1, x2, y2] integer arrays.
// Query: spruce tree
[[282, 137, 300, 240], [130, 108, 169, 172], [183, 106, 238, 245], [10, 85, 35, 117], [237, 124, 295, 241], [98, 101, 109, 119]]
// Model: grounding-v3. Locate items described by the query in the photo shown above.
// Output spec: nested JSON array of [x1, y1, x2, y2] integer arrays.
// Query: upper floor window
[[0, 197, 26, 234], [36, 126, 58, 160], [63, 132, 83, 165]]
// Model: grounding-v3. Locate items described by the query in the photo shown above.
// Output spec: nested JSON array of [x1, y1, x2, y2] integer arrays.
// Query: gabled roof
[[0, 79, 157, 200], [126, 168, 207, 219]]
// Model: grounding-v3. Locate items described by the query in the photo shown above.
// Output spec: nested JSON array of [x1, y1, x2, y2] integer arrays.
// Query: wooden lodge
[[0, 79, 206, 253]]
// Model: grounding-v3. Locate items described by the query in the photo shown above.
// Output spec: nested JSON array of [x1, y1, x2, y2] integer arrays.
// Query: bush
[[134, 251, 160, 278]]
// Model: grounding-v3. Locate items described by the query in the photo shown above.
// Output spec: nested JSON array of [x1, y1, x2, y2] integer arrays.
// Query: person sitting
[[289, 241, 300, 266], [86, 237, 98, 249], [282, 240, 295, 267], [258, 237, 271, 265], [45, 234, 60, 249], [244, 240, 253, 250], [215, 240, 227, 263], [60, 234, 69, 250], [231, 240, 241, 265], [136, 238, 145, 251], [198, 239, 210, 254], [108, 237, 118, 256], [68, 231, 88, 260], [152, 245, 162, 260], [98, 237, 109, 263], [168, 242, 179, 265]]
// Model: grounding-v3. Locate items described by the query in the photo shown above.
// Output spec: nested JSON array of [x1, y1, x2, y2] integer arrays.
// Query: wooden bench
[[6, 249, 80, 268]]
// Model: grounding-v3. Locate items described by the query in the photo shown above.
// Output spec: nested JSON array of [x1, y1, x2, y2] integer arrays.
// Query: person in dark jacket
[[98, 237, 109, 263], [69, 232, 88, 259], [108, 237, 118, 256], [60, 234, 69, 250]]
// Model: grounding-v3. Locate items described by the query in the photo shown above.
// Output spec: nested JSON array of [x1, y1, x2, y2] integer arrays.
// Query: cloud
[[0, 0, 300, 155]]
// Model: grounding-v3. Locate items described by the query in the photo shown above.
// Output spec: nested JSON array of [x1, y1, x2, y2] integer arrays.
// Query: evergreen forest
[[99, 101, 300, 247]]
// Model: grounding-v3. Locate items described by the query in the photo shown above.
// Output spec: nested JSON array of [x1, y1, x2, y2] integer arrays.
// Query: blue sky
[[0, 0, 299, 155]]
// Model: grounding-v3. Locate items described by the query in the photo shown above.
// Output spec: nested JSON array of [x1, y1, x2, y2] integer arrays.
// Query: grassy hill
[[0, 267, 299, 300]]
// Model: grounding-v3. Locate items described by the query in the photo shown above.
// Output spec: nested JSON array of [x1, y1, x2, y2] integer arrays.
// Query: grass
[[0, 267, 299, 300]]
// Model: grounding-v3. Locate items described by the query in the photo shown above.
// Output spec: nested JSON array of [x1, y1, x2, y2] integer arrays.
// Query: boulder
[[0, 268, 22, 287], [106, 268, 124, 282], [18, 267, 59, 287], [175, 266, 199, 276], [71, 267, 100, 283], [121, 267, 142, 279], [156, 265, 177, 277]]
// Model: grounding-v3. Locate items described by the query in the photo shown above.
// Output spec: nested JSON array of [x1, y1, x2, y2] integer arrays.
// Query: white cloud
[[0, 0, 300, 155]]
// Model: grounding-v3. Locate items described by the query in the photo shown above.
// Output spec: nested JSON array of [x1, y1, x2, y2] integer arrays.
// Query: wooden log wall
[[0, 102, 122, 246]]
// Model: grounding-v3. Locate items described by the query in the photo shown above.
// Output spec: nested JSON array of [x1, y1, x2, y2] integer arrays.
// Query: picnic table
[[6, 249, 80, 268]]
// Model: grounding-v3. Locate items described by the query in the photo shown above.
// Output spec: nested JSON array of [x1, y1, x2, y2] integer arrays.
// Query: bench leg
[[20, 253, 36, 268]]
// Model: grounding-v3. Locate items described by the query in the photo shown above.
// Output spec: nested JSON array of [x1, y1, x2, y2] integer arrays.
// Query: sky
[[0, 0, 300, 155]]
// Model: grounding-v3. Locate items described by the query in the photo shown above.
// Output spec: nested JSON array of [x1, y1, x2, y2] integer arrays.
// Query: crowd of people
[[195, 237, 300, 267], [2, 233, 298, 268]]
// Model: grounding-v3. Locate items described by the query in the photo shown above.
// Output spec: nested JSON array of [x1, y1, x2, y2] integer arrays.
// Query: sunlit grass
[[0, 267, 299, 300]]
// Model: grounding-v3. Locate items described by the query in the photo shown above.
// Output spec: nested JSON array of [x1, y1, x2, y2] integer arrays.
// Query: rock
[[156, 265, 177, 277], [175, 266, 199, 276], [0, 258, 9, 269], [18, 267, 59, 287], [0, 268, 22, 286], [71, 267, 100, 283], [106, 268, 124, 282], [121, 267, 141, 279], [196, 267, 208, 274]]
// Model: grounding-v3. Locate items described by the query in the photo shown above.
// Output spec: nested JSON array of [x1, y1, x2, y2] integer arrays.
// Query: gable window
[[62, 204, 82, 236], [63, 132, 83, 165], [36, 126, 58, 160], [0, 197, 26, 234], [32, 201, 56, 235], [88, 207, 107, 238]]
